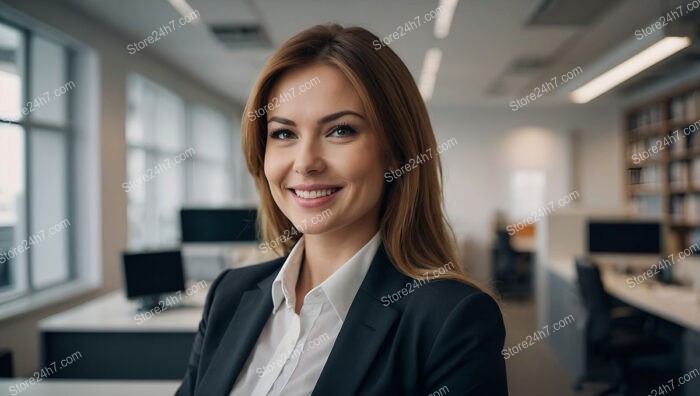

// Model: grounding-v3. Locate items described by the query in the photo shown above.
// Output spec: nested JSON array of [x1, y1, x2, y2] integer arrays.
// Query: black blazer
[[175, 244, 508, 396]]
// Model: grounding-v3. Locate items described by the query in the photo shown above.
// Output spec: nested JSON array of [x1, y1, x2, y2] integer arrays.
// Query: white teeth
[[294, 189, 336, 199]]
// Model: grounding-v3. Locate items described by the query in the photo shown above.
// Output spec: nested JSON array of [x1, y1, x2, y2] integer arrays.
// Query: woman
[[176, 24, 507, 396]]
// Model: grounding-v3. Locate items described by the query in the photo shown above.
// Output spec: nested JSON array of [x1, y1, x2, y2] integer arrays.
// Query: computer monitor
[[586, 220, 663, 268], [180, 208, 258, 243], [588, 221, 662, 254], [122, 250, 185, 309]]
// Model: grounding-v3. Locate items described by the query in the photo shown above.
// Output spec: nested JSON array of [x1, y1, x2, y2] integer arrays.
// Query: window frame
[[0, 16, 77, 303]]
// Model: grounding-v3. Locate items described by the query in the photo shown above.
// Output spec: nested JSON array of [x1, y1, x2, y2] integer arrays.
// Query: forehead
[[267, 63, 364, 120]]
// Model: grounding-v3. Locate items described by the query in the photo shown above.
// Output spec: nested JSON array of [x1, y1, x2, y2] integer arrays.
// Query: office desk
[[549, 260, 700, 330], [38, 287, 207, 380], [546, 260, 700, 395], [602, 271, 700, 332], [0, 379, 179, 396]]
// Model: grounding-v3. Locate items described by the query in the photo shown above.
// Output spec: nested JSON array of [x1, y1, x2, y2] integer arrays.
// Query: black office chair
[[0, 259, 9, 288], [0, 226, 13, 288], [575, 258, 671, 396], [492, 230, 532, 299], [0, 348, 13, 377]]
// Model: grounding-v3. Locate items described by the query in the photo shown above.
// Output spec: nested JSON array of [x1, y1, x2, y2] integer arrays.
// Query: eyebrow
[[267, 110, 365, 126]]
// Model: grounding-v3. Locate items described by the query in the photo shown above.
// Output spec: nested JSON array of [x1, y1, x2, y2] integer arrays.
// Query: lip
[[288, 184, 342, 190], [287, 184, 342, 208]]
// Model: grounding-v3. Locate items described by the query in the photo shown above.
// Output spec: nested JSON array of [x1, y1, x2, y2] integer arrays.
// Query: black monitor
[[180, 208, 258, 242], [587, 221, 662, 255], [122, 250, 185, 309]]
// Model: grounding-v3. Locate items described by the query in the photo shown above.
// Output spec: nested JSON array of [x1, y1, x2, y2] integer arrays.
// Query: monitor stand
[[137, 295, 162, 312]]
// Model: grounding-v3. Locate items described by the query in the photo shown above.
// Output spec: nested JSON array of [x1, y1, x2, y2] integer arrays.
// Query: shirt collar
[[270, 231, 382, 321]]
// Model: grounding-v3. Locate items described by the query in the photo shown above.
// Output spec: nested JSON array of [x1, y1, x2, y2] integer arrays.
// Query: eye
[[328, 123, 356, 138], [269, 129, 296, 140]]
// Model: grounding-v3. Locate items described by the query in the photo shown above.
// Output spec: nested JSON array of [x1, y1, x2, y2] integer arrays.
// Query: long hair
[[242, 24, 481, 289]]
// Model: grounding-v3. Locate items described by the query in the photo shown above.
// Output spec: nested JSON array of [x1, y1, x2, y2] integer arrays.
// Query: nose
[[293, 136, 325, 175]]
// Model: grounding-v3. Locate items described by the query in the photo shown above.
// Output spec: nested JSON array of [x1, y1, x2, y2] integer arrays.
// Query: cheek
[[344, 143, 386, 191], [350, 159, 385, 195], [263, 150, 283, 186]]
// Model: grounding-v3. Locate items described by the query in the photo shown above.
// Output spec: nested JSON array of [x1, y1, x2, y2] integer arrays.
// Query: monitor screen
[[180, 208, 258, 242], [122, 250, 185, 299], [587, 221, 661, 255]]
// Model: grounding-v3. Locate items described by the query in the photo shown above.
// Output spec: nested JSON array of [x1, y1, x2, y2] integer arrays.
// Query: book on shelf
[[689, 194, 700, 223], [685, 90, 700, 122], [690, 132, 700, 150], [631, 195, 663, 215], [628, 104, 662, 131], [670, 194, 700, 223], [670, 130, 687, 155], [690, 228, 700, 247], [628, 135, 666, 161], [671, 96, 686, 121], [628, 164, 663, 189], [669, 91, 700, 123], [671, 195, 684, 221], [692, 158, 700, 188], [669, 161, 688, 189]]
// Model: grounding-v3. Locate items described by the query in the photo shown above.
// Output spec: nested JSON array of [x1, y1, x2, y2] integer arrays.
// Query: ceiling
[[62, 0, 692, 108]]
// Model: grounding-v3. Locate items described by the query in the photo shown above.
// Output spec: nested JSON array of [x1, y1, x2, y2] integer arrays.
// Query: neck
[[297, 216, 379, 292]]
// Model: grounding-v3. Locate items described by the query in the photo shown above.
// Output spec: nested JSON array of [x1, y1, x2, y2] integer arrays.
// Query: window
[[510, 170, 546, 221], [0, 20, 75, 301], [126, 74, 235, 249]]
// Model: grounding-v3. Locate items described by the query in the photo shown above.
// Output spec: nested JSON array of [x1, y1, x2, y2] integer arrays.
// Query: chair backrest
[[496, 231, 516, 255], [495, 231, 517, 274], [0, 348, 13, 377], [575, 258, 611, 349]]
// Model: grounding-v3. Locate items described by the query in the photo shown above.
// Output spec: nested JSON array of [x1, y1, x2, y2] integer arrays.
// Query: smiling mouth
[[289, 187, 342, 199]]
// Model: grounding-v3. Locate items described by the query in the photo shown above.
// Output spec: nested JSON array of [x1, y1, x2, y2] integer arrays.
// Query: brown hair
[[242, 24, 481, 289]]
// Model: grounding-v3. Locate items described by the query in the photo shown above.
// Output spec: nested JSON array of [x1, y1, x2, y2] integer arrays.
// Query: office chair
[[0, 348, 13, 377], [492, 230, 532, 299], [574, 258, 671, 396]]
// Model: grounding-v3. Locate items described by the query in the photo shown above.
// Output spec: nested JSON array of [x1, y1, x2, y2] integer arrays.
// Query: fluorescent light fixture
[[570, 36, 691, 103], [419, 47, 443, 101], [167, 0, 200, 24], [434, 0, 459, 39]]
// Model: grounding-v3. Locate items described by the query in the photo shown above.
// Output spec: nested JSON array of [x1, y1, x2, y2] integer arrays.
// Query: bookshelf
[[625, 84, 700, 253]]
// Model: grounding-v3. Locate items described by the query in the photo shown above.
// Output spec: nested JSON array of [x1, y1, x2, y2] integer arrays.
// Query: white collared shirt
[[230, 232, 381, 396]]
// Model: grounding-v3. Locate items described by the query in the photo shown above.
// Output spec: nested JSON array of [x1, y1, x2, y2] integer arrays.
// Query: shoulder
[[386, 277, 504, 336], [400, 281, 507, 395], [385, 274, 500, 315]]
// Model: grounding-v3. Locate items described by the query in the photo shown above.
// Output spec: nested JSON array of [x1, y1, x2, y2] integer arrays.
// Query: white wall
[[428, 104, 622, 285]]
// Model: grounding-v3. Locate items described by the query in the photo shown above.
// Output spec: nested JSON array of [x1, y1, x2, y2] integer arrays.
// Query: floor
[[500, 298, 687, 396], [501, 299, 603, 396]]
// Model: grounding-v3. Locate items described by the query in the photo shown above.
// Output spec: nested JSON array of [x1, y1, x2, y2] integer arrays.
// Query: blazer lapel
[[312, 245, 405, 396], [195, 270, 279, 396]]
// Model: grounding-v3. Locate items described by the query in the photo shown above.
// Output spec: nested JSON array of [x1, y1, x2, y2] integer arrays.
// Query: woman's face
[[264, 64, 386, 237]]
